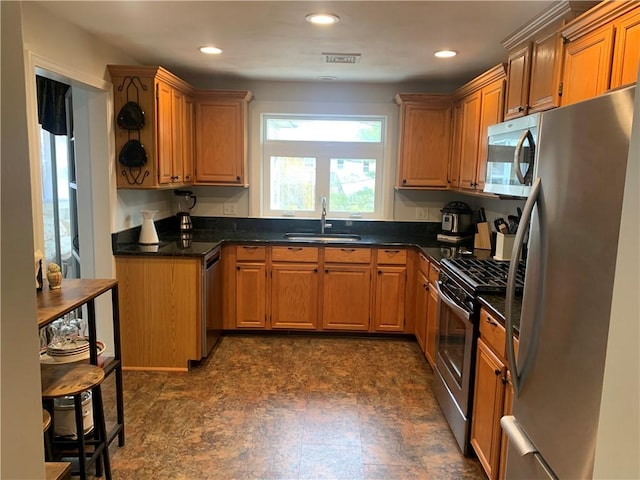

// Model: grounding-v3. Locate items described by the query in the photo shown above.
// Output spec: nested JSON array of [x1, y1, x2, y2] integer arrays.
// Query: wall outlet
[[415, 207, 429, 220], [223, 203, 237, 215]]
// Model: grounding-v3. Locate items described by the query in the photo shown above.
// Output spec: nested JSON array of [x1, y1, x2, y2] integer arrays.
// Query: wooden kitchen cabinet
[[373, 248, 407, 332], [425, 262, 439, 366], [108, 65, 195, 189], [115, 256, 201, 370], [448, 100, 464, 188], [560, 2, 640, 107], [395, 94, 452, 189], [452, 65, 506, 192], [415, 269, 429, 352], [471, 307, 520, 480], [322, 247, 372, 331], [235, 245, 267, 328], [501, 2, 595, 119], [270, 246, 319, 330], [194, 90, 253, 185]]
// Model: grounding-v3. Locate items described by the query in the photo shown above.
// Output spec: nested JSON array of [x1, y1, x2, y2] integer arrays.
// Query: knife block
[[474, 222, 492, 250]]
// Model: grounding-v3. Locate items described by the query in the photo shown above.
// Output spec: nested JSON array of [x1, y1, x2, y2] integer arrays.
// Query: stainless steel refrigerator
[[501, 84, 637, 479]]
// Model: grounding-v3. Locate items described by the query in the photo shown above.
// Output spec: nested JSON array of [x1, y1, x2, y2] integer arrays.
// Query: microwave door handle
[[506, 177, 541, 397], [435, 281, 470, 321], [513, 129, 534, 185]]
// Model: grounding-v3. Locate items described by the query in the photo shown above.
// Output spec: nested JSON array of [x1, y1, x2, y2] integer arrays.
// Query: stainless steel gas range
[[433, 257, 525, 455]]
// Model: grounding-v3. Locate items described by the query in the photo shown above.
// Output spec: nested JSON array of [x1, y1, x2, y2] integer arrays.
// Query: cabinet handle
[[236, 266, 240, 271], [340, 248, 356, 253], [325, 269, 329, 273], [378, 270, 382, 275], [384, 249, 400, 254], [313, 268, 318, 273], [242, 246, 258, 250], [287, 247, 303, 251], [485, 315, 498, 326], [236, 176, 241, 181], [423, 283, 429, 290], [402, 179, 407, 185], [517, 106, 524, 112], [494, 369, 501, 376]]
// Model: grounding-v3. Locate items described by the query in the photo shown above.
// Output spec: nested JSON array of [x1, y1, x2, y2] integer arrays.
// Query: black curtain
[[36, 75, 70, 135]]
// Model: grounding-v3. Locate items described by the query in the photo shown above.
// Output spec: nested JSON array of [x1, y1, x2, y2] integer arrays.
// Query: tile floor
[[102, 334, 484, 479]]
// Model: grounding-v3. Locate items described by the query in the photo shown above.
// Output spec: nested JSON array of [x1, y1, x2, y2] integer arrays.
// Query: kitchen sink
[[284, 232, 361, 242]]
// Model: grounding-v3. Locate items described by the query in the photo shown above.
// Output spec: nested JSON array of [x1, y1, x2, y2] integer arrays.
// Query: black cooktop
[[441, 258, 526, 293]]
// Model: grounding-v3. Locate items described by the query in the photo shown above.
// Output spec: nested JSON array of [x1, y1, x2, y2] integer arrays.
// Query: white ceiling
[[35, 1, 558, 86]]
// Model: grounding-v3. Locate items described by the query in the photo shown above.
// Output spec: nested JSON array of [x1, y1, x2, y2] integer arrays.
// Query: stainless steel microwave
[[483, 113, 540, 198]]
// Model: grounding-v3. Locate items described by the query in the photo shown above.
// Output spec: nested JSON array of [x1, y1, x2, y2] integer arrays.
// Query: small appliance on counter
[[174, 189, 197, 232], [437, 201, 474, 244]]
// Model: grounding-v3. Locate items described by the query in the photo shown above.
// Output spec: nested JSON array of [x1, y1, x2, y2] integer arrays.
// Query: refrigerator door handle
[[513, 129, 534, 185], [506, 177, 541, 396]]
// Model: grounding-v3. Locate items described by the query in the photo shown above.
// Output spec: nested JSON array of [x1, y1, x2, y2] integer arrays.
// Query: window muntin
[[262, 114, 385, 219]]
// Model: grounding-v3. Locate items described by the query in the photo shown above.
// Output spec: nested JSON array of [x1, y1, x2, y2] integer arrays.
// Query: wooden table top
[[36, 278, 118, 328]]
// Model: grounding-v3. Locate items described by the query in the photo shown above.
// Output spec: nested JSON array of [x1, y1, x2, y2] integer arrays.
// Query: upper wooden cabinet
[[394, 93, 452, 189], [560, 1, 640, 106], [108, 65, 195, 189], [452, 65, 506, 191], [501, 2, 596, 119], [194, 90, 253, 186]]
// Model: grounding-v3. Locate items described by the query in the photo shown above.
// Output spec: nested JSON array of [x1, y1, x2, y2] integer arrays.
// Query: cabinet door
[[156, 80, 175, 184], [116, 256, 200, 369], [448, 100, 464, 189], [561, 23, 615, 106], [195, 99, 244, 184], [476, 79, 505, 191], [458, 91, 482, 189], [183, 94, 195, 183], [529, 26, 565, 113], [414, 271, 429, 352], [398, 102, 451, 188], [235, 263, 266, 328], [271, 264, 319, 329], [471, 339, 507, 480], [610, 7, 640, 89], [170, 88, 184, 183], [425, 282, 439, 367], [504, 43, 532, 120], [322, 266, 371, 331], [373, 266, 406, 332], [498, 372, 515, 480]]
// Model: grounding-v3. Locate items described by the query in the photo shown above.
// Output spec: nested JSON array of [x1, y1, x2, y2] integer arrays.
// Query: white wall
[[1, 3, 46, 477]]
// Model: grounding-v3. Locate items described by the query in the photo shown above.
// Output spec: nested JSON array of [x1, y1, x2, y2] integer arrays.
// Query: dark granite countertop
[[112, 216, 474, 265], [478, 294, 522, 336]]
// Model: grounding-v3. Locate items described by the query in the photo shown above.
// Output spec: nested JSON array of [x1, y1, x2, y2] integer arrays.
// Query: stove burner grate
[[443, 258, 525, 292]]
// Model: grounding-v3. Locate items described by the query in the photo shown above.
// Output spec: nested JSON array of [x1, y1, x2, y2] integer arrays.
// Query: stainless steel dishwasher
[[203, 247, 223, 357]]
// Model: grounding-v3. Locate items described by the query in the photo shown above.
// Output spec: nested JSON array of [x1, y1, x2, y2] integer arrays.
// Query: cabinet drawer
[[271, 246, 319, 263], [428, 263, 440, 285], [418, 252, 430, 276], [236, 245, 266, 262], [324, 247, 371, 264], [376, 248, 407, 265], [479, 308, 519, 360]]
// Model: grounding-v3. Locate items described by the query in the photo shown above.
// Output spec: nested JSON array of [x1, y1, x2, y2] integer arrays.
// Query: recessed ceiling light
[[305, 13, 340, 25], [434, 50, 457, 58], [199, 46, 222, 55]]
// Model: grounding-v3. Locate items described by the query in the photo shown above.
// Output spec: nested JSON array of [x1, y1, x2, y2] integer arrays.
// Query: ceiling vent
[[323, 53, 361, 64]]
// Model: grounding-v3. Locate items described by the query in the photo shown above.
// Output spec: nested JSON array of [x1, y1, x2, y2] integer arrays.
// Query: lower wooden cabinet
[[471, 338, 507, 479], [115, 256, 201, 370], [270, 246, 320, 329], [235, 245, 267, 328], [425, 276, 439, 366], [323, 265, 372, 331], [373, 248, 408, 332], [471, 308, 519, 480], [415, 270, 429, 351]]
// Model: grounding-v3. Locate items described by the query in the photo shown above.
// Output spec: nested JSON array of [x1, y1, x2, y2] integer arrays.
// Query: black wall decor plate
[[119, 139, 148, 167], [117, 101, 145, 130]]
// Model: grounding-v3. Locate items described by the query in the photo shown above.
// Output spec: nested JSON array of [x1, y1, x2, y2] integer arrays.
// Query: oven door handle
[[436, 281, 471, 321]]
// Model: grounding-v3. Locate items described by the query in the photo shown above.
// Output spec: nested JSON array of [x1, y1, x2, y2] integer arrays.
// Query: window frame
[[261, 113, 387, 219]]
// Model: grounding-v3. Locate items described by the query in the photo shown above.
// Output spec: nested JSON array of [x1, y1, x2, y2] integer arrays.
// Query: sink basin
[[284, 232, 361, 242]]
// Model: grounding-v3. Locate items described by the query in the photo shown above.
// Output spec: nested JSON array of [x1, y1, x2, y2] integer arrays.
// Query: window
[[262, 115, 385, 219]]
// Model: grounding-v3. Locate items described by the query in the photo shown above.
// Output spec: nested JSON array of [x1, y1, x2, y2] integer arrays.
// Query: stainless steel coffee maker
[[174, 189, 197, 232]]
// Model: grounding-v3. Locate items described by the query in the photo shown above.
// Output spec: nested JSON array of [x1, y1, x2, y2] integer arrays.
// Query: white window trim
[[248, 100, 398, 220]]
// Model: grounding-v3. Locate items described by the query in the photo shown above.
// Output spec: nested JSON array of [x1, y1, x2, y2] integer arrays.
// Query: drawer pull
[[287, 247, 303, 251], [384, 249, 400, 254], [340, 248, 356, 253], [485, 316, 498, 326], [242, 246, 258, 250]]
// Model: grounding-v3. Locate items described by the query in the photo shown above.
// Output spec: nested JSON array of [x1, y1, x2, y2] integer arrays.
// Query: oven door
[[433, 279, 476, 453]]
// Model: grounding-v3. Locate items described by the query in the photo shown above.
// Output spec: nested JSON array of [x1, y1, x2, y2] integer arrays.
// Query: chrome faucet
[[320, 196, 332, 233]]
